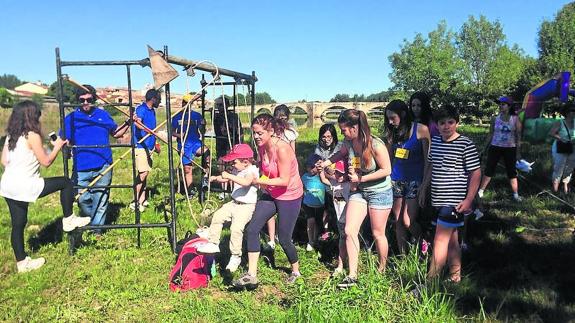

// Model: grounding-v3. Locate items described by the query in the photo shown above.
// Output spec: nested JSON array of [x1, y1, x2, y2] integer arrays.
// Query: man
[[62, 85, 129, 233], [171, 93, 210, 197], [131, 89, 161, 211], [213, 96, 242, 160]]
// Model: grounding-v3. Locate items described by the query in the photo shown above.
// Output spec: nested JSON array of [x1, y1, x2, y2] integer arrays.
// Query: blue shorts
[[348, 187, 393, 210], [180, 141, 203, 165], [392, 180, 420, 199], [435, 206, 472, 228]]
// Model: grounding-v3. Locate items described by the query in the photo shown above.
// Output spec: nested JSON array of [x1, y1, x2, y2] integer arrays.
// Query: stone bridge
[[235, 101, 388, 119]]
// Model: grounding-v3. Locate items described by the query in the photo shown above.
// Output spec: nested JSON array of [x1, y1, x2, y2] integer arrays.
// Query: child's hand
[[209, 176, 218, 182], [455, 198, 473, 214], [221, 171, 230, 179]]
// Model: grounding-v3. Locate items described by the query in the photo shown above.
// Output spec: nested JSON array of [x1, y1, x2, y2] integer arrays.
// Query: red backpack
[[169, 237, 214, 292]]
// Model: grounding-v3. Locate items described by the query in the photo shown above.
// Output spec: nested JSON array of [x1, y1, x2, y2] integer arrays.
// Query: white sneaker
[[477, 189, 484, 198], [474, 209, 484, 220], [197, 242, 220, 254], [142, 200, 150, 207], [196, 227, 210, 239], [129, 202, 145, 212], [267, 240, 276, 250], [226, 255, 242, 272], [62, 214, 91, 232], [306, 243, 315, 252], [512, 194, 523, 202], [17, 256, 45, 273]]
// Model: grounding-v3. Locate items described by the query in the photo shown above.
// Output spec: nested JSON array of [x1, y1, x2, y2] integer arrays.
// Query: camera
[[48, 132, 57, 141]]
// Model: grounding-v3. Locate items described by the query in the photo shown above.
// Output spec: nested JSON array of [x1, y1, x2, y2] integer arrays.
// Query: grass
[[1, 120, 574, 322]]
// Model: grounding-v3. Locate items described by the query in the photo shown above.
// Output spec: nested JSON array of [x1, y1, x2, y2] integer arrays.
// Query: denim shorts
[[392, 180, 420, 199], [435, 206, 472, 228], [349, 187, 393, 210]]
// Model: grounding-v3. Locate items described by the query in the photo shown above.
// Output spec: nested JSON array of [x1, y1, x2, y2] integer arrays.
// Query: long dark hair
[[409, 92, 432, 126], [252, 113, 288, 137], [338, 109, 373, 169], [6, 100, 42, 150], [318, 123, 338, 151], [383, 100, 412, 145]]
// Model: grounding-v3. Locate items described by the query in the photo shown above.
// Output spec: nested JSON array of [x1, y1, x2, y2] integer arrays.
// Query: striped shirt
[[429, 135, 480, 207]]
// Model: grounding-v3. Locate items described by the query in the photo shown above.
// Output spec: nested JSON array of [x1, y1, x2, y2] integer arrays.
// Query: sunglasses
[[79, 97, 94, 103]]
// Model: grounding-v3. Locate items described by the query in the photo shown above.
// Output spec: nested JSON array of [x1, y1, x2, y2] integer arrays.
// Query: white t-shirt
[[0, 135, 45, 202], [231, 164, 259, 204]]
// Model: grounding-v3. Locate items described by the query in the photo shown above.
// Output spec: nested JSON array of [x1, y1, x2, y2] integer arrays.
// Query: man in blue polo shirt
[[132, 89, 161, 210], [171, 93, 210, 197], [62, 85, 129, 233]]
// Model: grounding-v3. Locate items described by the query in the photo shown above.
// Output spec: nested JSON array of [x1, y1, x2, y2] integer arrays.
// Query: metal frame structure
[[55, 47, 177, 253]]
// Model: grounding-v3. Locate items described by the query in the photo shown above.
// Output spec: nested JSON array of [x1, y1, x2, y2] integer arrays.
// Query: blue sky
[[0, 0, 571, 102]]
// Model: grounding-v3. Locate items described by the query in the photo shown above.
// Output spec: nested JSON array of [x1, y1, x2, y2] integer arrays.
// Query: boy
[[419, 106, 481, 283], [301, 154, 326, 252], [196, 144, 259, 272]]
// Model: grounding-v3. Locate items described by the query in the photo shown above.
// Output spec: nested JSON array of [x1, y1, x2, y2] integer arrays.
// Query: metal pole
[[126, 65, 142, 248], [55, 48, 69, 178], [165, 45, 178, 253], [166, 55, 257, 83]]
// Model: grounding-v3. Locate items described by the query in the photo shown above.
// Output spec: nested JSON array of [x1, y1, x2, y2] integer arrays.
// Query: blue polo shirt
[[171, 109, 203, 149], [132, 102, 156, 149], [62, 107, 118, 172]]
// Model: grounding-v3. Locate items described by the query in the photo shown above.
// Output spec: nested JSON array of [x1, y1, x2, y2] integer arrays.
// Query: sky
[[0, 0, 571, 102]]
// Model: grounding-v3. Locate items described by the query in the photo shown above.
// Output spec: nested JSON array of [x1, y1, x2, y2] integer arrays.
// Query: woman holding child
[[320, 109, 393, 288], [233, 113, 303, 289]]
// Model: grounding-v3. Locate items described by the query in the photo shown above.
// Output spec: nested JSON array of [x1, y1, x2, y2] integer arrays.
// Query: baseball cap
[[306, 154, 323, 168], [497, 96, 513, 105], [334, 160, 345, 173], [221, 144, 254, 162]]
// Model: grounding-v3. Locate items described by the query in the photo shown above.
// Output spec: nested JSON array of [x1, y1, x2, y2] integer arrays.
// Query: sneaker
[[286, 271, 302, 284], [477, 189, 484, 198], [513, 194, 523, 202], [62, 214, 91, 232], [232, 272, 259, 290], [473, 209, 484, 221], [201, 176, 209, 190], [337, 276, 358, 289], [195, 226, 210, 239], [226, 255, 242, 273], [218, 192, 226, 201], [186, 187, 197, 199], [197, 242, 220, 254], [129, 202, 145, 212], [421, 239, 430, 255], [306, 243, 315, 252], [142, 200, 150, 207], [267, 240, 276, 250], [331, 267, 345, 278], [17, 256, 45, 273]]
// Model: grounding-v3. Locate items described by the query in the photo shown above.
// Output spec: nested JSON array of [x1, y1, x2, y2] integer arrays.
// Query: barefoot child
[[197, 144, 259, 272], [419, 106, 481, 283], [320, 160, 350, 276]]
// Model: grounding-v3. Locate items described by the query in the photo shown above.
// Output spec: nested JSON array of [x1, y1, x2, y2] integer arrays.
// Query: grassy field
[[1, 120, 574, 322]]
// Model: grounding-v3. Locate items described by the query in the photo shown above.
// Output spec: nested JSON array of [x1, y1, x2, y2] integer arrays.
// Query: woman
[[320, 109, 393, 288], [233, 114, 303, 289], [409, 92, 438, 137], [383, 100, 430, 255], [478, 96, 522, 201], [0, 101, 90, 273], [549, 103, 575, 193]]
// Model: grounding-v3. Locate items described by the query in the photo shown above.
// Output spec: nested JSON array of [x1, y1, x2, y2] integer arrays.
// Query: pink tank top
[[259, 143, 303, 200]]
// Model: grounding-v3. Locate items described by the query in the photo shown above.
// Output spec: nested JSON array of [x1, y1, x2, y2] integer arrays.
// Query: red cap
[[221, 144, 254, 162], [334, 160, 345, 173]]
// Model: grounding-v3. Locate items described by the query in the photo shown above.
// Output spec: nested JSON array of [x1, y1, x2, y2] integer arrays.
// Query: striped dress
[[429, 135, 480, 207]]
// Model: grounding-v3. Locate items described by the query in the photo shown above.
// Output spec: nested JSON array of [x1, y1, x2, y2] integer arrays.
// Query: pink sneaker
[[421, 240, 430, 255]]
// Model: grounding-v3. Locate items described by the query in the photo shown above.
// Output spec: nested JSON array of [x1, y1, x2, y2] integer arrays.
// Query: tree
[[234, 92, 275, 106], [538, 2, 575, 76], [0, 74, 23, 89], [0, 87, 15, 108], [389, 21, 466, 106], [47, 81, 78, 104], [330, 94, 352, 102]]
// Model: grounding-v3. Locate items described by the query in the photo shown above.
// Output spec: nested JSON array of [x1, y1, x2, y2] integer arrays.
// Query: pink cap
[[221, 144, 254, 162], [334, 160, 345, 173]]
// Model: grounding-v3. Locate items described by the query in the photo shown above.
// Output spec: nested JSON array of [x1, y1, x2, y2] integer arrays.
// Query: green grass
[[1, 120, 574, 321]]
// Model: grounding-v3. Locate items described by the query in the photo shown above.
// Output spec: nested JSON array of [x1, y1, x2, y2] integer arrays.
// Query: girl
[[548, 103, 575, 193], [383, 100, 430, 255], [409, 92, 438, 137], [0, 101, 90, 273], [320, 109, 393, 288], [478, 96, 522, 201]]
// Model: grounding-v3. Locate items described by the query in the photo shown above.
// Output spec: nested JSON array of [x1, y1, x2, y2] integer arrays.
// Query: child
[[418, 106, 481, 283], [320, 160, 350, 276], [197, 144, 259, 272], [301, 154, 326, 252]]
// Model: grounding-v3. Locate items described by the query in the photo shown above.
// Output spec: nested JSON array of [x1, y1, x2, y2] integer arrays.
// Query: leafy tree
[[0, 74, 23, 89], [0, 87, 15, 108], [389, 21, 466, 106], [234, 92, 275, 106], [538, 2, 575, 76], [330, 94, 352, 102], [47, 80, 78, 104], [30, 93, 44, 107]]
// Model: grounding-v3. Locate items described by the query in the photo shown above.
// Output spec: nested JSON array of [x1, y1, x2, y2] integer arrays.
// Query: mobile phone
[[49, 132, 57, 141]]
